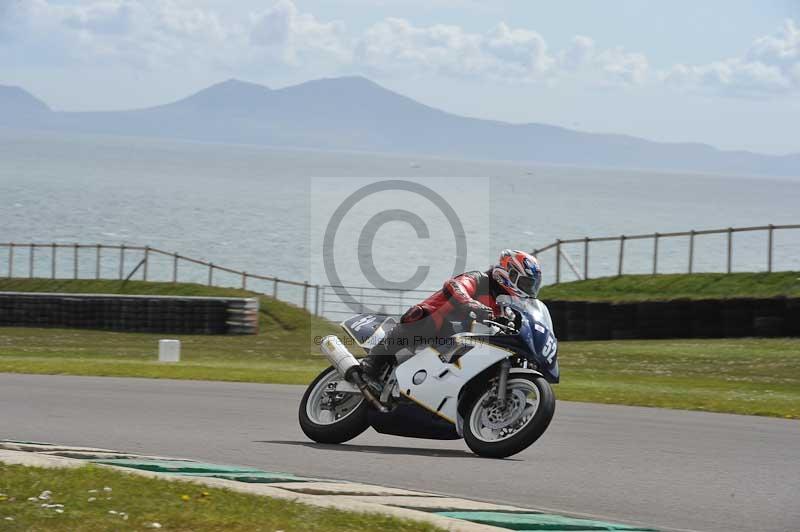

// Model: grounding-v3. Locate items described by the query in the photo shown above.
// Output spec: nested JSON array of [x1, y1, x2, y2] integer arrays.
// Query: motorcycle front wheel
[[463, 373, 555, 458], [298, 366, 369, 444]]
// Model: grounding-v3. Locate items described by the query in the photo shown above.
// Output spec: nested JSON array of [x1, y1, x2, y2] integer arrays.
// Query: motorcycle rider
[[360, 249, 543, 380]]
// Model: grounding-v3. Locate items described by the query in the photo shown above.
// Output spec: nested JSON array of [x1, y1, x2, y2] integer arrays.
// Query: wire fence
[[532, 223, 800, 284], [319, 284, 435, 320], [2, 222, 798, 321], [0, 243, 321, 315]]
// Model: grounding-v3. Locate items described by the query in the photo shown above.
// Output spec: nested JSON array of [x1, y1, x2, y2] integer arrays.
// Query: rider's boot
[[360, 323, 406, 382], [359, 353, 392, 394], [360, 352, 389, 380]]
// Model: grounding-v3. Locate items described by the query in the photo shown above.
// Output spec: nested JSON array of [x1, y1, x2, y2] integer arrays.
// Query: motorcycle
[[299, 295, 559, 458]]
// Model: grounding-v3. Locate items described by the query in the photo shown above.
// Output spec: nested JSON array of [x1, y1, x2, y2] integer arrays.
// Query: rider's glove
[[466, 301, 494, 322]]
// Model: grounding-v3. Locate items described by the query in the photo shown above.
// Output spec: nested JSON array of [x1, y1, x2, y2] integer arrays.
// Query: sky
[[1, 0, 799, 154]]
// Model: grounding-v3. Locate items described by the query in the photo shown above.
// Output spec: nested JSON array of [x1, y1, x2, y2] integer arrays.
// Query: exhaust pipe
[[320, 335, 361, 381], [319, 335, 388, 413]]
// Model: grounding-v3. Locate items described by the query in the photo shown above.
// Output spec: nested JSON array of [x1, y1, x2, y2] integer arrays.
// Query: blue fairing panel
[[528, 320, 560, 383], [340, 314, 396, 349]]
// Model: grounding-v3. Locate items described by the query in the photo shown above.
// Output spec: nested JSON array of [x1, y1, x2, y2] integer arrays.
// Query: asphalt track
[[1, 373, 797, 532]]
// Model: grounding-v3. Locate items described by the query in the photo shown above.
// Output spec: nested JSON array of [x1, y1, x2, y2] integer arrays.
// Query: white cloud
[[483, 23, 553, 76], [0, 0, 349, 70], [356, 19, 492, 78], [560, 35, 594, 70], [748, 19, 800, 67], [250, 0, 350, 63], [1, 1, 795, 99], [558, 36, 649, 87], [62, 1, 135, 35], [355, 18, 646, 86], [250, 0, 293, 47], [598, 48, 649, 86], [665, 19, 800, 96], [0, 0, 236, 69]]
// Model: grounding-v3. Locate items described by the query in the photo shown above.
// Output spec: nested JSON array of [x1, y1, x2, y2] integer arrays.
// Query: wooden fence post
[[119, 245, 125, 280], [96, 244, 101, 279], [208, 263, 214, 286], [273, 278, 279, 298], [242, 272, 247, 290], [143, 246, 149, 281], [28, 244, 36, 279], [7, 243, 13, 278], [726, 228, 733, 273], [652, 233, 659, 275], [767, 224, 774, 272], [617, 236, 625, 276], [314, 285, 321, 316], [73, 243, 78, 279], [583, 237, 590, 280], [688, 230, 695, 274], [303, 282, 309, 310], [555, 239, 562, 284], [173, 253, 178, 284], [51, 243, 56, 279]]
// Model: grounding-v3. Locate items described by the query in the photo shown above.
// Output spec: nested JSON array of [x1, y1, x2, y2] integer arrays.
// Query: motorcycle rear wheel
[[463, 373, 555, 458], [299, 366, 369, 444]]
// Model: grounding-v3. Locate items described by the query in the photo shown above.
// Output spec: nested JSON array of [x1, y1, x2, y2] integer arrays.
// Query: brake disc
[[479, 389, 528, 430]]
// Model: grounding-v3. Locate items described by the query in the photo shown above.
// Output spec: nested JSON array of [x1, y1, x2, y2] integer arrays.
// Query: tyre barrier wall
[[547, 297, 800, 341], [0, 292, 259, 335]]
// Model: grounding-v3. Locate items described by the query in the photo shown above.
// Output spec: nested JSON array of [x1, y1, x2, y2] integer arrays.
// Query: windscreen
[[496, 295, 554, 332]]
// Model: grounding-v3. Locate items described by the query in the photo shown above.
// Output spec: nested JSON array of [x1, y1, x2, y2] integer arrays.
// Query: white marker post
[[158, 339, 181, 363]]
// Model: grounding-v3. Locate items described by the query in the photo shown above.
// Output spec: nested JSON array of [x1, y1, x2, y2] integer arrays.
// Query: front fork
[[480, 358, 512, 409], [495, 359, 511, 404]]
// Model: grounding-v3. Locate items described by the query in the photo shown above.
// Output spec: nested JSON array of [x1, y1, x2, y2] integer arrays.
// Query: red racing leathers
[[401, 271, 499, 330], [363, 271, 501, 372]]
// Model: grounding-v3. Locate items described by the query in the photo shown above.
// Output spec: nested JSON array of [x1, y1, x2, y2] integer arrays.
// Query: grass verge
[[1, 327, 797, 418], [0, 463, 442, 531], [539, 272, 800, 301], [0, 279, 798, 418], [557, 338, 799, 418], [0, 278, 340, 362]]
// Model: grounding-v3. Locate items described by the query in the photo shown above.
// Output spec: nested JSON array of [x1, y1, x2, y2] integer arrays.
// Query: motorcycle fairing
[[340, 314, 397, 349], [368, 403, 460, 440], [506, 299, 560, 383], [527, 319, 560, 383], [393, 336, 510, 428], [453, 299, 560, 383]]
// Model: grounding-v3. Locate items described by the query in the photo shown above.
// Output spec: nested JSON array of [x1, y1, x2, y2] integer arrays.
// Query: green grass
[[0, 463, 443, 531], [1, 327, 797, 418], [0, 278, 340, 364], [0, 278, 339, 343], [0, 279, 798, 418], [557, 338, 799, 418], [0, 279, 264, 298], [540, 272, 800, 301], [0, 278, 339, 384]]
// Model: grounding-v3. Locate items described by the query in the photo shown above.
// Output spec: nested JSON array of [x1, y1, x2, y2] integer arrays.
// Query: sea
[[1, 128, 799, 309]]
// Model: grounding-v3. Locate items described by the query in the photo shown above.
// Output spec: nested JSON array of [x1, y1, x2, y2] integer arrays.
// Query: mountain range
[[2, 76, 798, 177]]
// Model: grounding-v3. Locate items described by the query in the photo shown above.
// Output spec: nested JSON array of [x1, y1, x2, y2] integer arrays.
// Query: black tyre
[[299, 366, 370, 444], [463, 373, 555, 459]]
